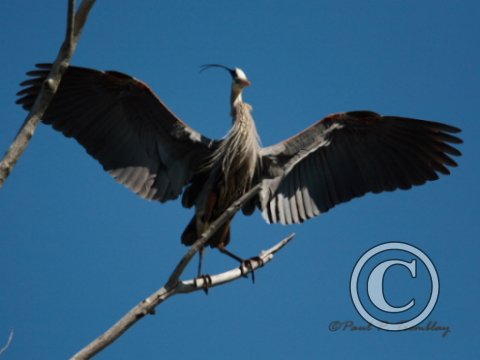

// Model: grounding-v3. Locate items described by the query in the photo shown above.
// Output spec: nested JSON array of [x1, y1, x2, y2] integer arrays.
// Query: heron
[[17, 63, 462, 265]]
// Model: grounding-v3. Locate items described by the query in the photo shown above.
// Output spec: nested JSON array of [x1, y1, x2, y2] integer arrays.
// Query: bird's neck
[[214, 100, 260, 197], [230, 85, 244, 115]]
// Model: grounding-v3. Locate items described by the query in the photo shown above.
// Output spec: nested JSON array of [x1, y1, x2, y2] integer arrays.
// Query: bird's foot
[[239, 256, 264, 284], [194, 274, 212, 295], [218, 246, 263, 283]]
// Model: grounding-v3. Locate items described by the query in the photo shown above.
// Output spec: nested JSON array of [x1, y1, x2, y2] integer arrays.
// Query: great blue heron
[[17, 63, 462, 256]]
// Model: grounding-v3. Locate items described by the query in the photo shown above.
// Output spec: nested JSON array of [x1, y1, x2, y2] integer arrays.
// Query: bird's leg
[[217, 246, 264, 283], [217, 246, 244, 263], [218, 246, 250, 280], [197, 245, 204, 278], [196, 246, 211, 294]]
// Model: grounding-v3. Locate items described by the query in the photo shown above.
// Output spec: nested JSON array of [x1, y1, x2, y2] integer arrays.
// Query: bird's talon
[[195, 274, 212, 295], [251, 256, 264, 268], [239, 258, 260, 284], [239, 262, 249, 278]]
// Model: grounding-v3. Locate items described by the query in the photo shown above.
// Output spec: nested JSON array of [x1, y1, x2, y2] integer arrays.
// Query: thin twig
[[0, 329, 14, 357], [0, 0, 96, 188]]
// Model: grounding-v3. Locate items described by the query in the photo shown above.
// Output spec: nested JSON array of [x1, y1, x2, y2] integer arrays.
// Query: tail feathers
[[181, 216, 198, 246], [181, 215, 231, 248]]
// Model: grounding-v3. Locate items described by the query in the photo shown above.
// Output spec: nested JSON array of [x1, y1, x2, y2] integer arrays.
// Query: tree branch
[[71, 183, 294, 359], [0, 329, 14, 357], [0, 0, 96, 188], [72, 234, 294, 360]]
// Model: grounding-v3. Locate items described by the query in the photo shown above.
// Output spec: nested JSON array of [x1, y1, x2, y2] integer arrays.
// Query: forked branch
[[71, 184, 294, 359]]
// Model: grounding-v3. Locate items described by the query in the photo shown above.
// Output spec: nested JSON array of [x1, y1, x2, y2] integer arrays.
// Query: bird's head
[[230, 67, 251, 88], [200, 64, 250, 105]]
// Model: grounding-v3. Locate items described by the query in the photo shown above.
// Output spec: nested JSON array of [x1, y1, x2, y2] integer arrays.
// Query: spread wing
[[258, 111, 462, 224], [17, 64, 215, 202]]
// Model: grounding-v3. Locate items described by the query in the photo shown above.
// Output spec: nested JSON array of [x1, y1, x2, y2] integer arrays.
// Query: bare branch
[[0, 0, 96, 188], [0, 329, 14, 357], [65, 0, 75, 51], [71, 233, 294, 359]]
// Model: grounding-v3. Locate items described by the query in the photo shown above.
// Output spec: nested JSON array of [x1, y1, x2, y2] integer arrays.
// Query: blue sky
[[1, 1, 479, 359]]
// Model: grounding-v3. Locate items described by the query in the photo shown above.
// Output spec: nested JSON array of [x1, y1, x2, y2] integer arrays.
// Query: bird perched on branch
[[17, 63, 462, 257]]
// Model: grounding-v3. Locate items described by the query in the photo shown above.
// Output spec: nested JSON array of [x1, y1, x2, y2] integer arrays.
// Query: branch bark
[[71, 184, 294, 360], [0, 0, 96, 188]]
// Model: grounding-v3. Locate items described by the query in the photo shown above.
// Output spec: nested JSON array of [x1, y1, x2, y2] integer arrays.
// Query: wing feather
[[259, 111, 462, 224], [16, 64, 215, 202]]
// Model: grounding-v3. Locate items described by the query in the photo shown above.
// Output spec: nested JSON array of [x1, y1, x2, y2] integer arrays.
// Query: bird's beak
[[242, 79, 251, 87]]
